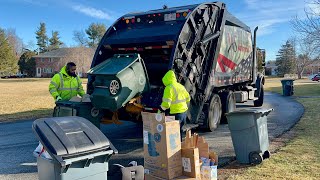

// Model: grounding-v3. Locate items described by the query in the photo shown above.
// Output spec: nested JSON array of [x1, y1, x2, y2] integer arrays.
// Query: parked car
[[311, 74, 320, 81], [1, 73, 27, 79]]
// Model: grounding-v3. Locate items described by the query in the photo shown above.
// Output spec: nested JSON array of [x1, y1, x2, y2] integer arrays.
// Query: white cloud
[[239, 0, 307, 36], [72, 4, 114, 20]]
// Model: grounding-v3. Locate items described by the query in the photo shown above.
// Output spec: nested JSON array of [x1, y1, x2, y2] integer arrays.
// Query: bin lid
[[32, 116, 110, 158], [225, 108, 273, 116], [87, 54, 139, 76]]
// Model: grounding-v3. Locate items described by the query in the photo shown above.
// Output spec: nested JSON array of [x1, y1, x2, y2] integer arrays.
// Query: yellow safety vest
[[161, 70, 190, 114], [49, 66, 85, 101]]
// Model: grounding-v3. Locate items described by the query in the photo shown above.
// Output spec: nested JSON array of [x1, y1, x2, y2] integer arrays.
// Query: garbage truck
[[55, 2, 265, 131]]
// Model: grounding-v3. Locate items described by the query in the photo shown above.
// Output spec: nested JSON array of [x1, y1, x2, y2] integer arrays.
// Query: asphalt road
[[0, 92, 304, 180]]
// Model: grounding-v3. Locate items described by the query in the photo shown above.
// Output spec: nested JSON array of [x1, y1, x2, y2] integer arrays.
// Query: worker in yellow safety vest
[[158, 70, 191, 129], [49, 62, 85, 101]]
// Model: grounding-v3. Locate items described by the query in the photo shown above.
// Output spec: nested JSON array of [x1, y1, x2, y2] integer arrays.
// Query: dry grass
[[220, 78, 320, 180], [0, 78, 87, 122]]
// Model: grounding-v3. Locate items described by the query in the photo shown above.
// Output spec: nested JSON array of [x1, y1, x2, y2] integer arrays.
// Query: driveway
[[0, 92, 304, 179]]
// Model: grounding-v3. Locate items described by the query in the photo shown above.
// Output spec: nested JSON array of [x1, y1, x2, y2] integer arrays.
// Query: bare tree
[[62, 47, 95, 77], [295, 37, 317, 78], [73, 30, 88, 47], [292, 0, 320, 51], [5, 28, 23, 57]]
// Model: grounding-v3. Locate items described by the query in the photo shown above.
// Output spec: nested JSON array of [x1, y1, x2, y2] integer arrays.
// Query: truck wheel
[[220, 91, 236, 124], [254, 85, 264, 107], [207, 94, 222, 131]]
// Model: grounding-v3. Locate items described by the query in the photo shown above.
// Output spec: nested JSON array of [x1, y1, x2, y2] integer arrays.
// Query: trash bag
[[33, 142, 52, 160]]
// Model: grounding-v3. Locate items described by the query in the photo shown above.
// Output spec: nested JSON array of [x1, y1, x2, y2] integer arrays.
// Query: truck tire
[[220, 91, 236, 124], [207, 94, 222, 131], [254, 85, 264, 107]]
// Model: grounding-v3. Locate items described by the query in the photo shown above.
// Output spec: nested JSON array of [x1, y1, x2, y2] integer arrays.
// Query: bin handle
[[260, 108, 274, 117], [109, 141, 118, 154], [63, 150, 114, 166]]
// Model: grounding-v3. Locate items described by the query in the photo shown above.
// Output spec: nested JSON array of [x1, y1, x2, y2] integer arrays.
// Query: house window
[[318, 67, 320, 73], [43, 68, 46, 73], [37, 68, 41, 74], [49, 58, 53, 63], [48, 68, 53, 73], [41, 58, 44, 62]]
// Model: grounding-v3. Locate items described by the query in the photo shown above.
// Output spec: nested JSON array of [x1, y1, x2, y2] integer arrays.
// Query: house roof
[[33, 47, 95, 58], [265, 60, 277, 68]]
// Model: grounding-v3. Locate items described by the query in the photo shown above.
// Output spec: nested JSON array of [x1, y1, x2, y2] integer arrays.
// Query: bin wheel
[[254, 84, 264, 107], [91, 107, 100, 117], [263, 150, 270, 159], [220, 91, 236, 124], [207, 94, 222, 132], [249, 152, 263, 165]]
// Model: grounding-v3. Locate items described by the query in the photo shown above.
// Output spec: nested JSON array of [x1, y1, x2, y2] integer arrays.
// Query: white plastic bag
[[34, 142, 52, 160]]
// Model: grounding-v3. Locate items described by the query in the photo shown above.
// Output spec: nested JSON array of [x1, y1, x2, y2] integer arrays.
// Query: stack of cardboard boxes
[[142, 112, 218, 180]]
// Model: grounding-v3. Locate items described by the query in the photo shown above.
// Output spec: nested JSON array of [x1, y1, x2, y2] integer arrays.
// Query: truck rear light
[[131, 19, 135, 23], [183, 12, 188, 17], [176, 13, 181, 18]]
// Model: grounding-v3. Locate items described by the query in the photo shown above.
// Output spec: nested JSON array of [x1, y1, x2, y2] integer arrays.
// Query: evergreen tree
[[0, 29, 18, 76], [275, 40, 296, 77], [35, 22, 48, 53], [49, 31, 63, 50], [257, 48, 266, 73], [85, 23, 106, 48], [18, 50, 36, 77]]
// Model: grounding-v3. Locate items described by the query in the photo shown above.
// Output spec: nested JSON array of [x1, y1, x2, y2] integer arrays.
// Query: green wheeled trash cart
[[280, 79, 294, 96], [53, 101, 103, 129], [32, 116, 118, 180], [225, 108, 273, 165]]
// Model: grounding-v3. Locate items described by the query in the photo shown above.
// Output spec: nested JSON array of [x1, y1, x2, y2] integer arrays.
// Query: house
[[33, 47, 95, 78], [304, 59, 320, 76], [265, 60, 277, 76]]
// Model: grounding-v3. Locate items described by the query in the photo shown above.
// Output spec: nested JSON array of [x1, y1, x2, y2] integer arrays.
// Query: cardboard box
[[201, 166, 218, 180], [181, 148, 201, 179], [142, 112, 182, 180]]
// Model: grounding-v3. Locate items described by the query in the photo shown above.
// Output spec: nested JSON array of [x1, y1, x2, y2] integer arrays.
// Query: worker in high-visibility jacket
[[159, 70, 190, 129], [49, 62, 85, 101]]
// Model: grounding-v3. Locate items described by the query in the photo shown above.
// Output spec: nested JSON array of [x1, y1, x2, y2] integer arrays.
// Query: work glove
[[157, 107, 165, 113], [56, 96, 62, 102]]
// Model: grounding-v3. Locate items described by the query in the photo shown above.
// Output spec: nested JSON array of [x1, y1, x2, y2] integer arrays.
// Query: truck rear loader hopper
[[86, 2, 265, 131]]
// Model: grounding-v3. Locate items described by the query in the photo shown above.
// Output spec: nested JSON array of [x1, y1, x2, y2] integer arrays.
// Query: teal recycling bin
[[281, 79, 294, 96], [225, 108, 273, 164], [32, 116, 118, 180]]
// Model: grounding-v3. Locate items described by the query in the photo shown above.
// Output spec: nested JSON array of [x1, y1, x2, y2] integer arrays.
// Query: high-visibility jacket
[[161, 70, 190, 114], [49, 66, 85, 101]]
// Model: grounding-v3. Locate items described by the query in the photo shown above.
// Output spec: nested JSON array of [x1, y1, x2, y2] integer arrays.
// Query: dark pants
[[170, 112, 187, 140]]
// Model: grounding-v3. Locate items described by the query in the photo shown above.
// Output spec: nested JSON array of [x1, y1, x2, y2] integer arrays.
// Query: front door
[[36, 67, 41, 77]]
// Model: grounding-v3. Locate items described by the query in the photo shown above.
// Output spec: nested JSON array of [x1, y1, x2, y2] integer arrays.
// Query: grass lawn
[[220, 78, 320, 179], [0, 78, 87, 122]]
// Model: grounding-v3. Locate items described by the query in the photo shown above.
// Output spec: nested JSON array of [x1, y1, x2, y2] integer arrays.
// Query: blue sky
[[0, 0, 307, 61]]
